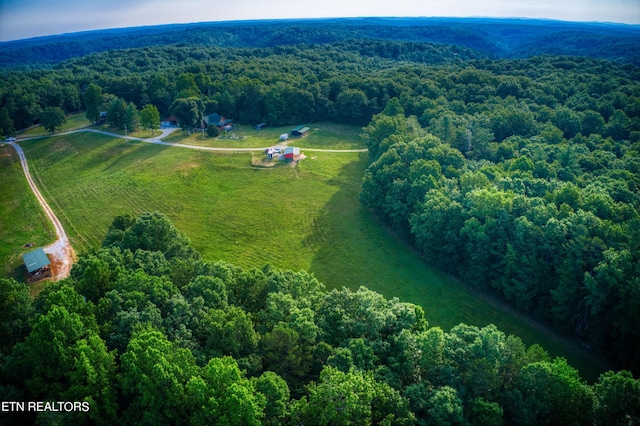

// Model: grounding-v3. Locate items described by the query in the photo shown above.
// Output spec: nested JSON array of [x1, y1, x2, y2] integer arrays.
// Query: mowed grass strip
[[0, 144, 55, 280], [12, 128, 608, 381], [20, 113, 92, 138], [162, 122, 366, 150]]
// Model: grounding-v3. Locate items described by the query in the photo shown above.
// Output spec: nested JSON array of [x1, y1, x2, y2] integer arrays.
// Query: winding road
[[7, 127, 367, 280]]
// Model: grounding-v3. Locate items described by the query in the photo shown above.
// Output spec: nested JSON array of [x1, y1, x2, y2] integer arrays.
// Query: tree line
[[360, 91, 640, 375], [1, 212, 638, 425], [0, 41, 474, 136], [2, 42, 638, 138]]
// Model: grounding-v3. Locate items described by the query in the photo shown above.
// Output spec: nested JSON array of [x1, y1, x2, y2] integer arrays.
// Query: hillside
[[1, 17, 640, 68]]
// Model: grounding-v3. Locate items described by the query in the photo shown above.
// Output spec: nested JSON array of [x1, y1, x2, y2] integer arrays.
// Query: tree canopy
[[361, 94, 640, 374], [1, 213, 638, 424]]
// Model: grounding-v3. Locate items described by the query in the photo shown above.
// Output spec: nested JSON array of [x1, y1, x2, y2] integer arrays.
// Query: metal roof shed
[[22, 247, 52, 282], [23, 248, 50, 274], [291, 126, 310, 136]]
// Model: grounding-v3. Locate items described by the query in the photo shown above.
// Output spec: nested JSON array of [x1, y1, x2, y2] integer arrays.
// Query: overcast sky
[[1, 0, 639, 42]]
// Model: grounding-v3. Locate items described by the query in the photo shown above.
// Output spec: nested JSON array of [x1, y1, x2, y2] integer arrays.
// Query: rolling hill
[[1, 17, 639, 68]]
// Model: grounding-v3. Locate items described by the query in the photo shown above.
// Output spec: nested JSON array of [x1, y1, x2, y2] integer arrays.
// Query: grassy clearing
[[0, 144, 55, 280], [94, 125, 158, 140], [19, 113, 91, 138], [3, 128, 609, 381], [161, 122, 366, 149]]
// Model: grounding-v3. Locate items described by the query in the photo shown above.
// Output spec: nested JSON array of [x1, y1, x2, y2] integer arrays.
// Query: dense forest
[[1, 212, 639, 425], [1, 18, 640, 68], [1, 18, 640, 423], [360, 96, 640, 372]]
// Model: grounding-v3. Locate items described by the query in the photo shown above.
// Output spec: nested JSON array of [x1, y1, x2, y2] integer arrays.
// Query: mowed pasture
[[0, 144, 55, 280], [150, 122, 364, 150], [2, 123, 609, 380], [20, 113, 92, 138]]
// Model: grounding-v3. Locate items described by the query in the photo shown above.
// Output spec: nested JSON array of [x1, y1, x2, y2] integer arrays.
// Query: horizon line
[[2, 15, 639, 44]]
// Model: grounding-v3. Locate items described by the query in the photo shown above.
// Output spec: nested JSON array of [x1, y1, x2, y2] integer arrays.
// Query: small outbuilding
[[22, 248, 52, 282], [279, 133, 289, 141], [284, 146, 301, 161], [291, 126, 310, 137], [161, 116, 178, 127], [255, 123, 267, 131]]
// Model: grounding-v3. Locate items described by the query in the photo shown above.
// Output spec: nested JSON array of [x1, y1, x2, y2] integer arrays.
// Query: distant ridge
[[1, 17, 639, 68]]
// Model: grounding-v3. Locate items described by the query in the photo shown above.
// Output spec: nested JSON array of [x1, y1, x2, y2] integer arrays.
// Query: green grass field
[[155, 122, 365, 149], [1, 119, 610, 381], [20, 113, 92, 138], [0, 144, 55, 280]]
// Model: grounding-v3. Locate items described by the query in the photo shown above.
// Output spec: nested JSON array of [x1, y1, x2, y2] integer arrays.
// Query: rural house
[[204, 113, 234, 131], [291, 125, 310, 137], [22, 247, 52, 282]]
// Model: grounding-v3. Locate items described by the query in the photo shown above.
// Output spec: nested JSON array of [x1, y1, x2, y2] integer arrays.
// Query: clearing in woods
[[1, 120, 609, 381]]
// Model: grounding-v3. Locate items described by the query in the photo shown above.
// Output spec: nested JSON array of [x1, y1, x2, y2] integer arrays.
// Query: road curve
[[7, 141, 76, 281], [8, 127, 367, 280]]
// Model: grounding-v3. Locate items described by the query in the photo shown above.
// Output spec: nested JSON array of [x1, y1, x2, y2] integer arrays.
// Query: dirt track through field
[[8, 128, 367, 280], [7, 141, 76, 280]]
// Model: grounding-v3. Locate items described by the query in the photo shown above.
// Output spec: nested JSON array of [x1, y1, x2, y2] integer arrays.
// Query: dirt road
[[7, 141, 76, 280]]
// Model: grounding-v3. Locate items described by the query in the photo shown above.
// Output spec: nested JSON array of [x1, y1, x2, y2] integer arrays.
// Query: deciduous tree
[[120, 326, 198, 424], [83, 83, 103, 123], [169, 97, 205, 132], [39, 106, 66, 133]]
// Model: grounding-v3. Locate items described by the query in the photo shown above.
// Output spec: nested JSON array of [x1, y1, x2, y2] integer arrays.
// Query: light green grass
[[0, 144, 55, 280], [20, 113, 91, 137], [94, 125, 157, 140], [4, 128, 609, 381], [162, 122, 366, 149]]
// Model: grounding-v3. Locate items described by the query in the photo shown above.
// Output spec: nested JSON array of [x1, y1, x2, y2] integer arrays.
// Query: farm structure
[[284, 146, 301, 161], [291, 126, 310, 137], [204, 114, 234, 131], [161, 116, 178, 127], [22, 247, 52, 282], [263, 146, 300, 161]]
